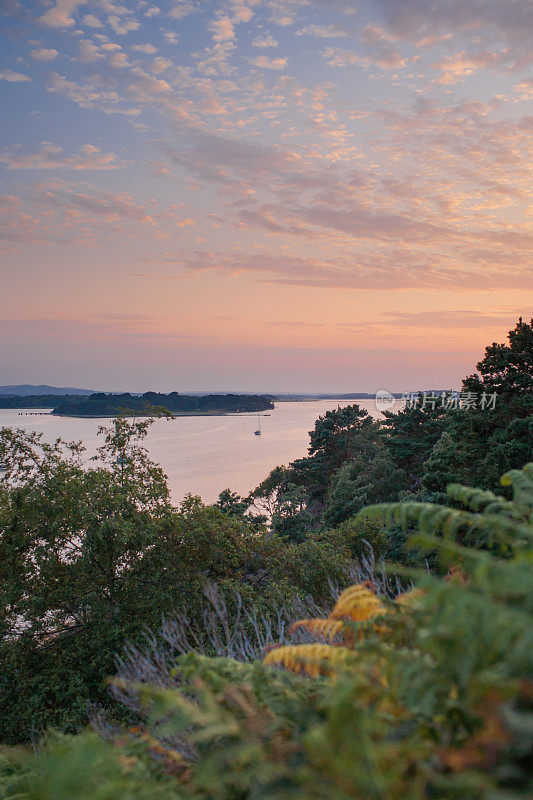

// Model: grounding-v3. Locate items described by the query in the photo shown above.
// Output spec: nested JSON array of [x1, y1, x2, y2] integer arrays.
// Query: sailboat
[[254, 414, 262, 436]]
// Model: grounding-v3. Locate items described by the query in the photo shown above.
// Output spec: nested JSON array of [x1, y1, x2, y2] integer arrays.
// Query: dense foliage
[[53, 392, 274, 417], [0, 420, 354, 742], [0, 317, 531, 797], [2, 462, 531, 799]]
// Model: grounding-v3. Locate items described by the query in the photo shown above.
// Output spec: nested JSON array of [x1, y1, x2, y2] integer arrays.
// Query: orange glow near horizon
[[1, 1, 531, 391]]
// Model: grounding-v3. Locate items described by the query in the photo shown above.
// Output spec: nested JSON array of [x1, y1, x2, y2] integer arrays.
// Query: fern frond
[[524, 463, 533, 482], [358, 502, 532, 547], [263, 644, 353, 677], [330, 583, 386, 622], [501, 465, 533, 516], [395, 588, 425, 607], [446, 484, 522, 519], [290, 618, 345, 641]]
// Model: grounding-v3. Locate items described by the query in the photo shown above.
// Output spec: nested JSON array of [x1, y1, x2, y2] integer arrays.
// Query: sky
[[0, 0, 532, 393]]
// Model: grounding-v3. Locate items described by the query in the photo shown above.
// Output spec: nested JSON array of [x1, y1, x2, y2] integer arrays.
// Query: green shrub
[[3, 464, 531, 799]]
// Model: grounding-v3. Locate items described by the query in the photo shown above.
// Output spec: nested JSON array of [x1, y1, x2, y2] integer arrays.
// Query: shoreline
[[51, 410, 273, 419]]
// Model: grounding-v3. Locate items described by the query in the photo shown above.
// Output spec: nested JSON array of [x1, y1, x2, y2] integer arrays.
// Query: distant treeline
[[52, 392, 274, 417], [274, 392, 404, 400], [0, 394, 86, 409]]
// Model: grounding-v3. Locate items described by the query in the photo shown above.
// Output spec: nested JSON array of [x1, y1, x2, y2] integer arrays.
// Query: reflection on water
[[0, 400, 386, 503]]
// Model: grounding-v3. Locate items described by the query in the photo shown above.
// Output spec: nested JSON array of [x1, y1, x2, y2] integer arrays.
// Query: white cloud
[[108, 50, 130, 68], [267, 0, 308, 27], [78, 39, 103, 63], [194, 41, 236, 76], [296, 24, 348, 38], [432, 50, 511, 84], [168, 1, 197, 20], [249, 54, 287, 69], [152, 56, 173, 73], [251, 34, 278, 47], [46, 72, 140, 115], [0, 69, 31, 82], [107, 15, 140, 35], [515, 77, 533, 99], [39, 0, 84, 29], [132, 43, 158, 54], [30, 48, 59, 61], [0, 142, 126, 170], [82, 14, 103, 28], [231, 5, 253, 23], [208, 16, 235, 42]]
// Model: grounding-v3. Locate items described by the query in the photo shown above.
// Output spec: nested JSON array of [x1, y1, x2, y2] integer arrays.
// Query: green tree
[[247, 465, 295, 517], [463, 316, 533, 413], [0, 421, 357, 742], [380, 402, 449, 489], [247, 466, 315, 541], [0, 418, 174, 742], [216, 488, 248, 517], [323, 452, 406, 528], [422, 318, 533, 493], [291, 404, 382, 502]]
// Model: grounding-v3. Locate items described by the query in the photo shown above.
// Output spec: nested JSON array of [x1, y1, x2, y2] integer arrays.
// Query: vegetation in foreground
[[1, 463, 532, 799], [0, 318, 531, 798]]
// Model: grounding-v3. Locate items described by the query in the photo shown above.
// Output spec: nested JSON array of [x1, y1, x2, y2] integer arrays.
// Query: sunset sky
[[1, 0, 532, 392]]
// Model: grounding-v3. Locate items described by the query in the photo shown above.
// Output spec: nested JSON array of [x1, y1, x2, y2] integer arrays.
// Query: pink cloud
[[0, 143, 126, 171], [39, 0, 84, 28]]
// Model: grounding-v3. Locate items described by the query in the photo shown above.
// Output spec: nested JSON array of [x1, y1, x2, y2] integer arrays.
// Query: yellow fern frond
[[330, 583, 385, 622], [290, 618, 345, 641], [263, 644, 353, 678], [395, 588, 425, 607], [264, 584, 393, 678]]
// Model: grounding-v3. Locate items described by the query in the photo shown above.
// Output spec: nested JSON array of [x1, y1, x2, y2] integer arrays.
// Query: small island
[[52, 392, 274, 417]]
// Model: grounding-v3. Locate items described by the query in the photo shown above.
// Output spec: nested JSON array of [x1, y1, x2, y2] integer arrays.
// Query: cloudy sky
[[1, 0, 531, 392]]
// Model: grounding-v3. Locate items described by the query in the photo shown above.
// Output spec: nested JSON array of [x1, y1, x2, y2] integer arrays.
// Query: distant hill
[[0, 385, 95, 396]]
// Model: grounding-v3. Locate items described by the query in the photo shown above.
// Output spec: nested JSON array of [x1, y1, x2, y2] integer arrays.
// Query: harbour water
[[0, 400, 387, 503]]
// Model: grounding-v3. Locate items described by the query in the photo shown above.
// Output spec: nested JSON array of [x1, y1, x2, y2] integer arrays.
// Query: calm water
[[0, 400, 385, 504]]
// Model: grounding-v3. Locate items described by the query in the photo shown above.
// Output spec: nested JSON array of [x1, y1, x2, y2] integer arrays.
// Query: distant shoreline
[[1, 396, 390, 418], [51, 410, 274, 419]]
